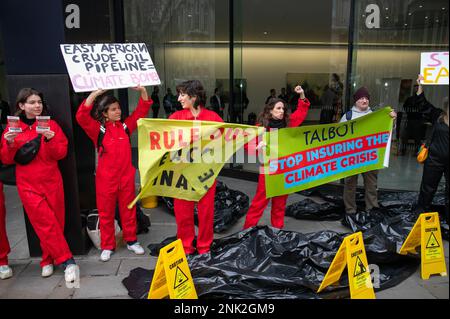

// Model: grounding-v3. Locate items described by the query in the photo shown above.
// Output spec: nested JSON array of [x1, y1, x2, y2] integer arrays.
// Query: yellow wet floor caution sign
[[399, 212, 447, 280], [317, 232, 375, 299], [147, 239, 198, 299]]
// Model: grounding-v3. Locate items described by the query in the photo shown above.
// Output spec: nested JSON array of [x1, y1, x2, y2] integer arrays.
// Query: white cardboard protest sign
[[420, 52, 449, 85], [60, 43, 161, 92]]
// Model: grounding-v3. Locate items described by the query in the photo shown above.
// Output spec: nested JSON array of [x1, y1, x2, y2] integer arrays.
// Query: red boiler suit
[[76, 98, 152, 250], [169, 108, 223, 254], [243, 97, 310, 229], [0, 181, 10, 266], [1, 120, 73, 267]]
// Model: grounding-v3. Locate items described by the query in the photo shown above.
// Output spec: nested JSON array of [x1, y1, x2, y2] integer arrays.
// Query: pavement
[[0, 176, 448, 299]]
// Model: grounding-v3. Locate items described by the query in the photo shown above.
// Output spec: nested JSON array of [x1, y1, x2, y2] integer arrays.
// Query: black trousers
[[152, 106, 160, 118], [417, 159, 449, 223]]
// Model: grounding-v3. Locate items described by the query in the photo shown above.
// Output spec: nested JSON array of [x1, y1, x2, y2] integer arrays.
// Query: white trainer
[[100, 250, 113, 262], [127, 242, 145, 255], [64, 264, 80, 284], [0, 265, 13, 280], [41, 264, 54, 278]]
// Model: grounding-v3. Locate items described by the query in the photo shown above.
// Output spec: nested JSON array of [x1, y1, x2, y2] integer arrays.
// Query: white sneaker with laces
[[0, 265, 13, 280], [127, 242, 145, 255], [41, 264, 54, 278], [100, 250, 113, 262], [64, 264, 80, 284]]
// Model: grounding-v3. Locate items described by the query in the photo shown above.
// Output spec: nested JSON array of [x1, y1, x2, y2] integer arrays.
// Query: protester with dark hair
[[169, 80, 223, 254], [76, 86, 152, 262], [413, 75, 449, 224], [1, 88, 79, 284], [243, 85, 310, 229], [340, 87, 397, 214]]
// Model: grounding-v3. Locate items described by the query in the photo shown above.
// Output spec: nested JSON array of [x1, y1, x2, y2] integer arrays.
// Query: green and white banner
[[263, 107, 394, 198]]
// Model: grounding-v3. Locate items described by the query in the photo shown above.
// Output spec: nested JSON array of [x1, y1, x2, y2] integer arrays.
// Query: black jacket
[[414, 92, 448, 166]]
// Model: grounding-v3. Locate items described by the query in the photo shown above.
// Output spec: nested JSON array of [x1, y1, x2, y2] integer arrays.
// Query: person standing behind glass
[[210, 88, 224, 118], [413, 75, 448, 224], [278, 88, 289, 103], [151, 86, 160, 118], [231, 85, 249, 123], [163, 88, 175, 118], [265, 89, 277, 105]]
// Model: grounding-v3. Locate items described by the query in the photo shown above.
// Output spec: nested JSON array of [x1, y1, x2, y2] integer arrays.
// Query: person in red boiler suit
[[76, 86, 152, 262], [0, 171, 12, 280], [1, 88, 79, 284], [243, 85, 310, 229], [169, 80, 223, 255]]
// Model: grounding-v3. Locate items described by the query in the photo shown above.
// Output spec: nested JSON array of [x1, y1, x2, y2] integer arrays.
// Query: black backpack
[[97, 122, 131, 155]]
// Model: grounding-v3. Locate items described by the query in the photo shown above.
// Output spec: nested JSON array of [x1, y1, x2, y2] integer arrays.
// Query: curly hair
[[176, 80, 206, 109], [257, 98, 290, 129]]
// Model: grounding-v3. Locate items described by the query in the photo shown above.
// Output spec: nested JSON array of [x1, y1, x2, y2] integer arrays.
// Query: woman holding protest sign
[[76, 85, 152, 262], [413, 75, 448, 224], [243, 85, 310, 229], [169, 80, 223, 255], [1, 88, 79, 284]]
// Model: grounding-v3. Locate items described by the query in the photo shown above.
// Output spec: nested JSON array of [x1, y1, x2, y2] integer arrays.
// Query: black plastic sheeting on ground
[[292, 185, 448, 240], [285, 198, 344, 220], [123, 185, 446, 299], [160, 181, 249, 233], [123, 226, 419, 299]]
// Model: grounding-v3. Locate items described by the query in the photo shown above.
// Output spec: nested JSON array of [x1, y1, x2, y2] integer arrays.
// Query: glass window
[[351, 0, 449, 190], [236, 0, 351, 172], [124, 0, 230, 147]]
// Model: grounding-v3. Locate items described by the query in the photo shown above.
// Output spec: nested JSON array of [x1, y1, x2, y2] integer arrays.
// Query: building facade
[[0, 0, 448, 252]]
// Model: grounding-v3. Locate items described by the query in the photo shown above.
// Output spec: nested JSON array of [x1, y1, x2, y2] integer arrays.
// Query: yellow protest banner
[[399, 212, 447, 280], [148, 239, 197, 299], [128, 119, 263, 208], [318, 232, 375, 299]]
